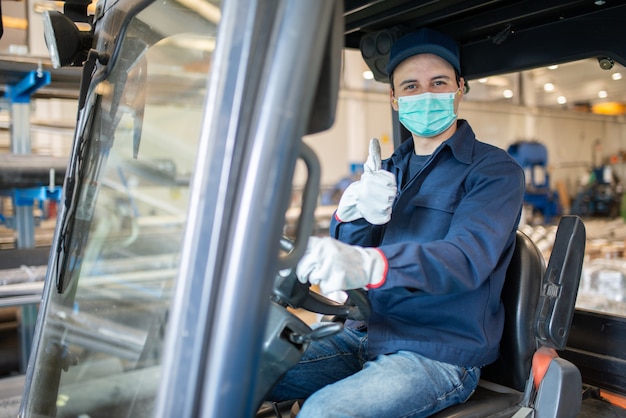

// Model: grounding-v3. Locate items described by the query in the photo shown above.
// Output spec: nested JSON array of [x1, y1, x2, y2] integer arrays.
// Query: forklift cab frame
[[9, 1, 626, 417]]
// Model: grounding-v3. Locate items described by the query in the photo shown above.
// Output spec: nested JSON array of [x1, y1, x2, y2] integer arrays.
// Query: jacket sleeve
[[329, 213, 384, 247], [377, 159, 525, 295]]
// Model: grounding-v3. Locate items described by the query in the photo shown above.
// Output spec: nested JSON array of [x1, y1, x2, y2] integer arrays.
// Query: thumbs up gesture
[[336, 138, 397, 225], [358, 138, 397, 224], [364, 136, 383, 173]]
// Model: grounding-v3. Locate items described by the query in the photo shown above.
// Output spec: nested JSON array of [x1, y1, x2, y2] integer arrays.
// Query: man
[[269, 28, 525, 417]]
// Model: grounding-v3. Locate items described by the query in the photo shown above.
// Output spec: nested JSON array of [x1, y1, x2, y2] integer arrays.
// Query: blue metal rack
[[2, 68, 56, 373]]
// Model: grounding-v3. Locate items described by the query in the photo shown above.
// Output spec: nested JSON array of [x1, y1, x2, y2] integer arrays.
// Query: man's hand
[[358, 138, 397, 224], [296, 236, 387, 295], [335, 138, 397, 225]]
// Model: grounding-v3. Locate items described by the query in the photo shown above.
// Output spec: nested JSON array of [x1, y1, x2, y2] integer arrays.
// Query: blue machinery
[[571, 165, 621, 218], [507, 141, 560, 223], [2, 69, 61, 373]]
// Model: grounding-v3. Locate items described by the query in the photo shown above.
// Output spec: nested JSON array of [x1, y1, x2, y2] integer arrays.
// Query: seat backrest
[[533, 215, 585, 351], [481, 230, 545, 391]]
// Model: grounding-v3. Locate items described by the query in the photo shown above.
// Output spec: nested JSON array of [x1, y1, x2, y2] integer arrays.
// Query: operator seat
[[432, 215, 585, 418]]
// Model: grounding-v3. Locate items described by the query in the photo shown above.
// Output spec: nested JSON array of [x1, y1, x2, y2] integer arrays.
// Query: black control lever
[[300, 290, 369, 321], [289, 322, 343, 345]]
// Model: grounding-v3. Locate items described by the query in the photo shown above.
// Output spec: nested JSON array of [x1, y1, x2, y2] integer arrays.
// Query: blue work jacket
[[330, 120, 525, 367]]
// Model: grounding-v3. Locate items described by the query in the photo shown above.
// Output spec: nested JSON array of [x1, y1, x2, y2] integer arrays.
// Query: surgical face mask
[[396, 90, 460, 137]]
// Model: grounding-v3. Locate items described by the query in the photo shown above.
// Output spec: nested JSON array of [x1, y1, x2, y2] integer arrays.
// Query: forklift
[[0, 1, 625, 417]]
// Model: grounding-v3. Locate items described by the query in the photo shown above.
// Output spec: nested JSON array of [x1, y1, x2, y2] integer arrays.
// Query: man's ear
[[390, 89, 399, 111]]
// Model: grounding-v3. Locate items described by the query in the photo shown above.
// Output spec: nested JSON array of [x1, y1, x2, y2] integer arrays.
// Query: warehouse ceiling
[[0, 0, 625, 114], [345, 0, 626, 115]]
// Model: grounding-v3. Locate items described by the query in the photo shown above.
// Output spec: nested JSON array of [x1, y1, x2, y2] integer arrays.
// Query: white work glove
[[335, 138, 397, 225], [296, 236, 387, 295]]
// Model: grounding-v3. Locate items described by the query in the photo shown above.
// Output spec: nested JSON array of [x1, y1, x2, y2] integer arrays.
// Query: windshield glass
[[23, 1, 220, 416]]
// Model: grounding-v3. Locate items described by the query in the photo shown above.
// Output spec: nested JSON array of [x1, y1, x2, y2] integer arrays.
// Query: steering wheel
[[254, 235, 371, 416], [274, 236, 371, 322]]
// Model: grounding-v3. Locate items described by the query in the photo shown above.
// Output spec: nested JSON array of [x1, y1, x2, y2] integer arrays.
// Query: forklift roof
[[343, 0, 626, 81]]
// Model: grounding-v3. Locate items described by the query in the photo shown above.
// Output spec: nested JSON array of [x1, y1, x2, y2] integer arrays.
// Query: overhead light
[[598, 90, 608, 99], [548, 65, 559, 70], [592, 102, 625, 115], [362, 70, 374, 80], [42, 11, 92, 68], [478, 78, 488, 83], [164, 36, 216, 52], [174, 0, 221, 23], [503, 89, 513, 98], [612, 72, 622, 81], [32, 1, 58, 14], [557, 96, 567, 104], [2, 16, 28, 30], [544, 82, 555, 92]]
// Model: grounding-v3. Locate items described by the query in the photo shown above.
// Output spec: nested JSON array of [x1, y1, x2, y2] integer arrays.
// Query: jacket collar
[[391, 119, 476, 165]]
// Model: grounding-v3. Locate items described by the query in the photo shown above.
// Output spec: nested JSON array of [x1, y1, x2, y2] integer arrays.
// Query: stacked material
[[521, 218, 626, 317]]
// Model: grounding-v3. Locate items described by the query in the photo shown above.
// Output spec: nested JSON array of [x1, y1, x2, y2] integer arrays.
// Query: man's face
[[390, 53, 464, 113]]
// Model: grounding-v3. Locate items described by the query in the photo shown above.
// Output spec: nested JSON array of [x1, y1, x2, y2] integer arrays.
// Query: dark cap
[[386, 28, 461, 76]]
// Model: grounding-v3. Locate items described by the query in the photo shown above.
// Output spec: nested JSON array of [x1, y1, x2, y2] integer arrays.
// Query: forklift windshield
[[20, 2, 219, 416]]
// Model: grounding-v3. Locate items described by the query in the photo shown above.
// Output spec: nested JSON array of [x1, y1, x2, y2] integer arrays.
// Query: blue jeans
[[268, 326, 480, 417]]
